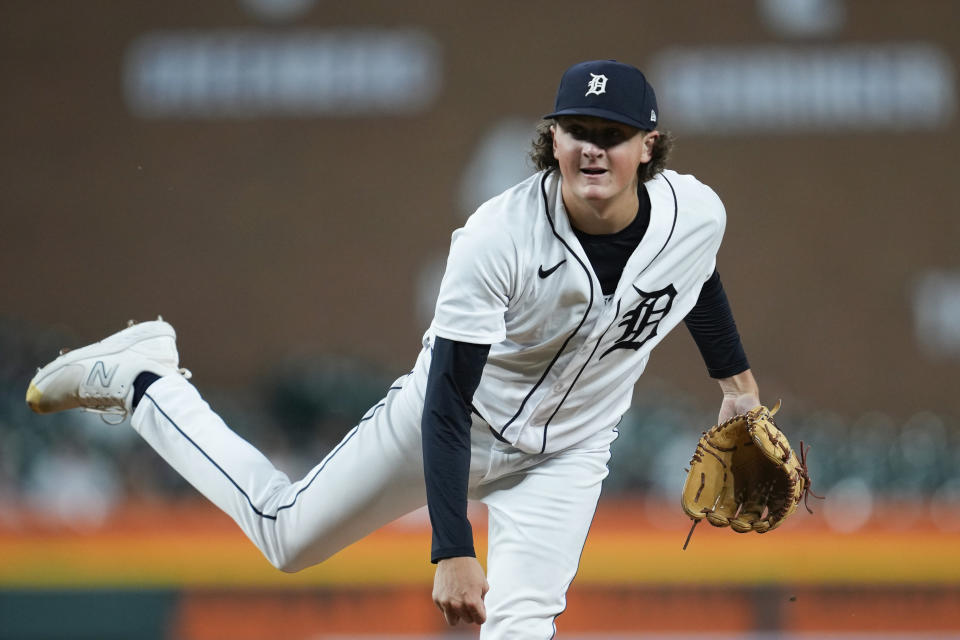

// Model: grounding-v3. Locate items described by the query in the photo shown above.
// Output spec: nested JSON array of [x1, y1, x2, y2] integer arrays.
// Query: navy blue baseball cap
[[545, 60, 659, 130]]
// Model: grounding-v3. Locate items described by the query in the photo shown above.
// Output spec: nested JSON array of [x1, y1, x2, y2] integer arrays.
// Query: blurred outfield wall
[[1, 497, 959, 638]]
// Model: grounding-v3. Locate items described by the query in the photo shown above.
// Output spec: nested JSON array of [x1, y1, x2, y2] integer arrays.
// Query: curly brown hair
[[529, 119, 674, 183]]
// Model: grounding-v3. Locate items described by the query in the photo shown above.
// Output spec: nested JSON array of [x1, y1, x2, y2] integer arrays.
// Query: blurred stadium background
[[2, 0, 959, 637]]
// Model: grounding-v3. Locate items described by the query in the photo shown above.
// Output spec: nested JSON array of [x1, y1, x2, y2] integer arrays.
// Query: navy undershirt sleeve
[[684, 270, 750, 378], [422, 336, 490, 563]]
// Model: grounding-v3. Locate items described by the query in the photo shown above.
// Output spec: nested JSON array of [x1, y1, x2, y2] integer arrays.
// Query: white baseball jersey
[[428, 168, 725, 454]]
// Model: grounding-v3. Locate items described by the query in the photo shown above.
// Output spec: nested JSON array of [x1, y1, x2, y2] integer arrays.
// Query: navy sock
[[132, 372, 161, 408]]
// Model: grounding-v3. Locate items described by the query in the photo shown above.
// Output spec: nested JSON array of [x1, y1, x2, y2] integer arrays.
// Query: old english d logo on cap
[[586, 73, 608, 96], [545, 60, 659, 130]]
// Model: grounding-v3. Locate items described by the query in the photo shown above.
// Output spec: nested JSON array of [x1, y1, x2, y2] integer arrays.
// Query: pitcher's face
[[552, 116, 656, 214]]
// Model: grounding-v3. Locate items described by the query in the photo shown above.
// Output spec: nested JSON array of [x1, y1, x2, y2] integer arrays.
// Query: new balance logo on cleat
[[86, 361, 119, 387]]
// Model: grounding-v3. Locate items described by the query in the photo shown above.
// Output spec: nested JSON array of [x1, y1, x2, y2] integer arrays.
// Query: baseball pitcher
[[27, 60, 804, 637]]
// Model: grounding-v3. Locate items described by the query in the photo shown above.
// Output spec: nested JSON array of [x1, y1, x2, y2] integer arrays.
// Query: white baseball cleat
[[26, 317, 190, 422]]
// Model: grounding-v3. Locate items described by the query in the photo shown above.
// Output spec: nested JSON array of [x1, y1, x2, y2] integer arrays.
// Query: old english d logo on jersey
[[599, 284, 677, 359]]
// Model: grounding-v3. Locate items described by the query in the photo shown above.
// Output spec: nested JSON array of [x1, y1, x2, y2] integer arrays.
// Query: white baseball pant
[[130, 358, 615, 639]]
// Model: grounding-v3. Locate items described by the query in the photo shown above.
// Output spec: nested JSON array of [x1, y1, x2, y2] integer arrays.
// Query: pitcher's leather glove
[[681, 402, 819, 549]]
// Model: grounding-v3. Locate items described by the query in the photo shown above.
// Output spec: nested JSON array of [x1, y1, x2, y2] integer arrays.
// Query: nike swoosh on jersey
[[538, 259, 567, 279]]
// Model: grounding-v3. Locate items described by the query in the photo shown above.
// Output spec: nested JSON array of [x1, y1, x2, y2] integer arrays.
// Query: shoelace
[[86, 367, 193, 425]]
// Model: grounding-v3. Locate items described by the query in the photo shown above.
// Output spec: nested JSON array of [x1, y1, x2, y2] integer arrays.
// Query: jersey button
[[553, 382, 564, 393]]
